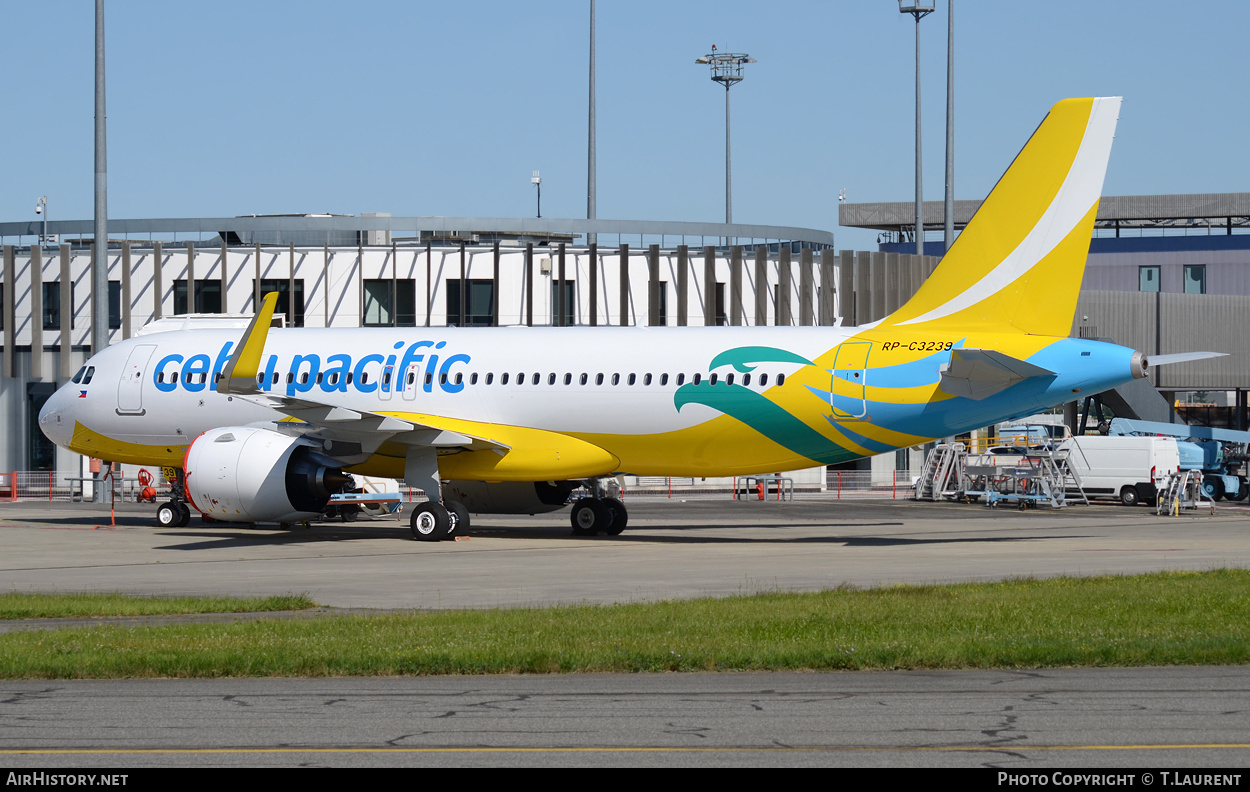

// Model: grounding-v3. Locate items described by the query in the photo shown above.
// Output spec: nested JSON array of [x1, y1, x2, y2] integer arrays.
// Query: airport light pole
[[532, 171, 542, 218], [696, 47, 755, 228], [93, 0, 109, 356], [944, 0, 955, 253], [587, 0, 596, 245], [899, 1, 933, 256]]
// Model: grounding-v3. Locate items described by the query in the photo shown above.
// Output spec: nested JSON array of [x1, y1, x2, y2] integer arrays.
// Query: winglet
[[218, 292, 279, 395]]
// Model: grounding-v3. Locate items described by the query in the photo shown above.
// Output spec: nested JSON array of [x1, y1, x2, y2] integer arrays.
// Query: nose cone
[[38, 386, 73, 448]]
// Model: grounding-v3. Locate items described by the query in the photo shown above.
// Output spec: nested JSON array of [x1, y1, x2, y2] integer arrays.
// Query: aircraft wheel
[[1237, 477, 1249, 501], [410, 502, 450, 542], [570, 498, 609, 536], [157, 501, 180, 527], [446, 500, 470, 539], [603, 498, 628, 535], [1119, 486, 1139, 507], [174, 503, 192, 527]]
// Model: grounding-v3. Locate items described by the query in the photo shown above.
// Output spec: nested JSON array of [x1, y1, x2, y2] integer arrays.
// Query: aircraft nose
[[38, 386, 71, 447]]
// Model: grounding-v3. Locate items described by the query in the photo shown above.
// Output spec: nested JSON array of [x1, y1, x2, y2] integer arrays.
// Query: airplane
[[36, 96, 1212, 540]]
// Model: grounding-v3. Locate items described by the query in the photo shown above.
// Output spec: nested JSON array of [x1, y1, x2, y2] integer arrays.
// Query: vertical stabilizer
[[883, 97, 1121, 336]]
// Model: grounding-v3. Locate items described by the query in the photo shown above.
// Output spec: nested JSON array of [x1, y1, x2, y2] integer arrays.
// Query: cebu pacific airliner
[[36, 97, 1200, 540]]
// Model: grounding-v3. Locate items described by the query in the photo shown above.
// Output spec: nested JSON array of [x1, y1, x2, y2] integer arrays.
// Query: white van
[[1059, 436, 1181, 506]]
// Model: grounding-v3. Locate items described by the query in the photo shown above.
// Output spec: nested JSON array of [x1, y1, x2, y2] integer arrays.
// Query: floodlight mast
[[696, 48, 756, 228], [532, 171, 542, 218], [899, 1, 934, 256]]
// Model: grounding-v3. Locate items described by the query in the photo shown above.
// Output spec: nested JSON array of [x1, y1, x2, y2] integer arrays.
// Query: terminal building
[[1, 198, 1246, 485]]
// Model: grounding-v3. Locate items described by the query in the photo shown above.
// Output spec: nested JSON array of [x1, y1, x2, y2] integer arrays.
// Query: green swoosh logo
[[674, 382, 858, 466], [709, 346, 817, 374]]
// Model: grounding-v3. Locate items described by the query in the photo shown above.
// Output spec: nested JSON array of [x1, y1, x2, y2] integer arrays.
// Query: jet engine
[[443, 480, 578, 515], [184, 426, 352, 523]]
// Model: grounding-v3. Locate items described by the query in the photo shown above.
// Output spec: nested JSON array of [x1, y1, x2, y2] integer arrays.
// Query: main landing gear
[[409, 499, 469, 542], [570, 478, 628, 536]]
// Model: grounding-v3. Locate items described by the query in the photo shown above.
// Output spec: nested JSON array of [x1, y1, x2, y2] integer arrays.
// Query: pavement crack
[[662, 722, 711, 739], [1, 687, 61, 705]]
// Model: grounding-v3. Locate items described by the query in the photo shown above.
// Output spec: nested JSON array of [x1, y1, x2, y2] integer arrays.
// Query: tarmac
[[1, 494, 1246, 611]]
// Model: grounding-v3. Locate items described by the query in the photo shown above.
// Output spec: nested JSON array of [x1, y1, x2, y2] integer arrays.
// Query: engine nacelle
[[443, 480, 577, 515], [184, 426, 350, 523]]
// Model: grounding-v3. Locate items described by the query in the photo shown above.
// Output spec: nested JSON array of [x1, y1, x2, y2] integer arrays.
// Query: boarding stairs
[[1156, 470, 1215, 516], [915, 442, 966, 501], [964, 446, 1088, 509]]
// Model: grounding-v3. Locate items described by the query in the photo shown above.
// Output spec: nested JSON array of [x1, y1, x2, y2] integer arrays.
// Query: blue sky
[[2, 1, 1246, 250]]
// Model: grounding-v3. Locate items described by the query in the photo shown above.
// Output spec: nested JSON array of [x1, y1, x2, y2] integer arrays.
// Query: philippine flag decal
[[78, 390, 88, 399]]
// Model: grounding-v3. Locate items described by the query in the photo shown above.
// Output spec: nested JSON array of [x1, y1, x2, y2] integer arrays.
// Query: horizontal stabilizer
[[1148, 351, 1228, 368], [939, 349, 1056, 401]]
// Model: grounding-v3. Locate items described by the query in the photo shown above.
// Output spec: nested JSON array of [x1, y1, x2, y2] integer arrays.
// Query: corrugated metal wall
[[1073, 290, 1248, 388]]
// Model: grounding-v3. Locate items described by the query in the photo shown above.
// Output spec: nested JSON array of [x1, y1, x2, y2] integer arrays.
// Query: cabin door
[[830, 341, 870, 419]]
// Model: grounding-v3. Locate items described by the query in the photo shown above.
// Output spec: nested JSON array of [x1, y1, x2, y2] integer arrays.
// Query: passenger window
[[661, 373, 669, 386], [257, 373, 264, 384], [580, 373, 588, 385], [501, 373, 509, 385], [440, 373, 448, 385], [517, 373, 524, 385], [330, 373, 339, 385], [317, 373, 324, 385], [486, 373, 494, 385], [564, 373, 572, 385], [777, 373, 786, 385], [199, 373, 207, 384], [185, 372, 193, 384], [726, 373, 734, 386], [425, 373, 433, 386], [346, 373, 354, 384], [407, 372, 415, 385], [676, 374, 685, 385], [596, 374, 604, 385], [628, 373, 636, 385], [612, 374, 620, 385], [743, 373, 751, 386], [693, 373, 701, 385], [644, 373, 652, 386], [455, 373, 463, 385], [709, 373, 718, 385], [759, 374, 768, 386], [156, 373, 164, 384], [532, 373, 540, 385], [360, 372, 369, 384], [286, 373, 294, 384], [470, 373, 478, 385], [301, 373, 310, 385]]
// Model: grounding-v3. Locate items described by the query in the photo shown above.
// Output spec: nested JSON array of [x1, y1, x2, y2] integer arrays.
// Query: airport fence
[[622, 470, 922, 501], [0, 468, 175, 503]]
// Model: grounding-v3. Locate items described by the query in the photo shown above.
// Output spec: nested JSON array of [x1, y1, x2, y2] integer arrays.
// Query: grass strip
[[1, 570, 1247, 678], [0, 592, 316, 620]]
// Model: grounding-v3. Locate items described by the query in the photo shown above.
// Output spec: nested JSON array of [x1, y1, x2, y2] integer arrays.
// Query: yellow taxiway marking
[[4, 744, 1250, 755]]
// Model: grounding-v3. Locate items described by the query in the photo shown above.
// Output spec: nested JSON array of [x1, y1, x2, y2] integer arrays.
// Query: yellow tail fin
[[883, 97, 1121, 336]]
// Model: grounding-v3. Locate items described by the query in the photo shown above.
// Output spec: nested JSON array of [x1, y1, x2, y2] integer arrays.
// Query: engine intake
[[184, 426, 348, 523]]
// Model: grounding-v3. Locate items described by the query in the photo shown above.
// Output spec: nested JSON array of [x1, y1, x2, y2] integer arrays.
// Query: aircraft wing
[[217, 293, 508, 464], [938, 349, 1056, 401], [232, 390, 508, 463]]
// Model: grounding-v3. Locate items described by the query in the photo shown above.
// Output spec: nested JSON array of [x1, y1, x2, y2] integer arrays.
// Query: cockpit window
[[82, 367, 95, 385], [71, 367, 86, 384]]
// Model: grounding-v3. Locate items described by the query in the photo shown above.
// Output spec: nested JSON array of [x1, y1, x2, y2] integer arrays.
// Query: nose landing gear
[[154, 468, 192, 528]]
